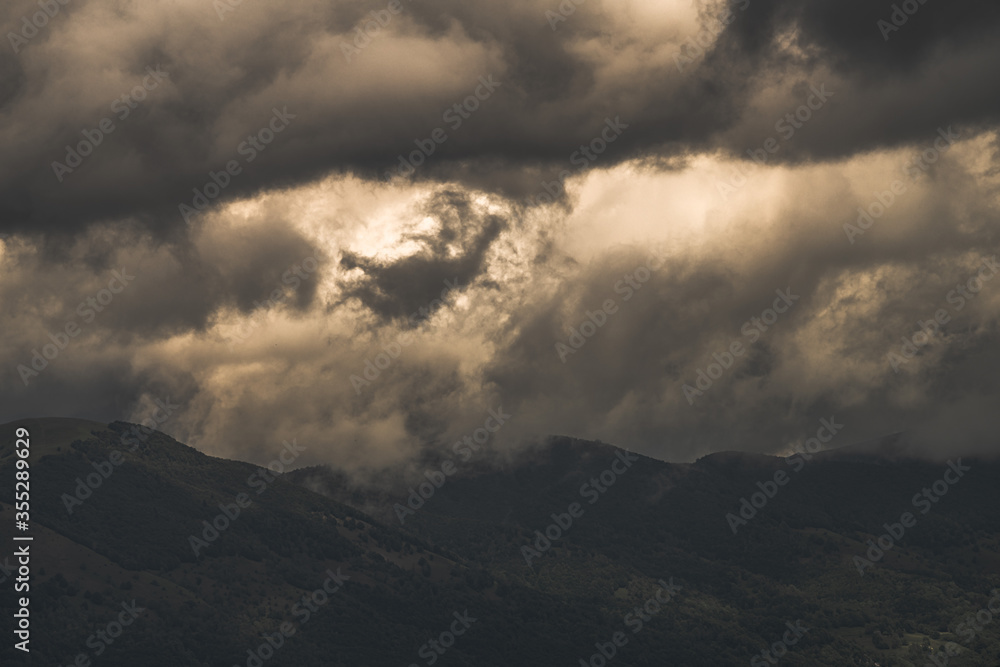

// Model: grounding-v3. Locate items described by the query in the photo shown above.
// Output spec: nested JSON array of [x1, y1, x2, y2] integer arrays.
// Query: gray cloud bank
[[2, 0, 1000, 234], [1, 0, 999, 469]]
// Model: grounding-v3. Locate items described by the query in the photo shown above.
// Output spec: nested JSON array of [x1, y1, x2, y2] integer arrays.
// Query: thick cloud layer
[[3, 0, 1000, 234], [2, 0, 999, 468], [338, 190, 506, 323], [3, 132, 999, 467]]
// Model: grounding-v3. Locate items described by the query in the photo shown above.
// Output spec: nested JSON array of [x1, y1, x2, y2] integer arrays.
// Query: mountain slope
[[1, 420, 998, 666]]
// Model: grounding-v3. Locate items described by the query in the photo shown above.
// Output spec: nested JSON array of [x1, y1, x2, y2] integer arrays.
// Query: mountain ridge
[[1, 419, 998, 666]]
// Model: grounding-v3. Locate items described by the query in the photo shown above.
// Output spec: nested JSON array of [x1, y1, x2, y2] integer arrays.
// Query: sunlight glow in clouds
[[10, 129, 986, 467], [4, 0, 1000, 470]]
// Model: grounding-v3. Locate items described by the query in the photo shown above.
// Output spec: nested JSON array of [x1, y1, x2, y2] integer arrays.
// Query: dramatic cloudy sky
[[2, 0, 999, 469]]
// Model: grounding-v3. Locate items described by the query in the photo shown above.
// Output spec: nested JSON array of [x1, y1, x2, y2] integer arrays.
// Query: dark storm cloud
[[4, 154, 997, 463], [3, 355, 200, 431], [3, 0, 1000, 236], [2, 0, 1000, 469], [477, 154, 1000, 460], [0, 218, 323, 340], [711, 0, 1000, 161], [0, 212, 327, 431], [726, 0, 1000, 75], [198, 221, 323, 315], [339, 190, 505, 323]]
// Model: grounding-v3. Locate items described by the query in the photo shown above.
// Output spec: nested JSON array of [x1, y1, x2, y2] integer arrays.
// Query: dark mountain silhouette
[[2, 418, 998, 666]]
